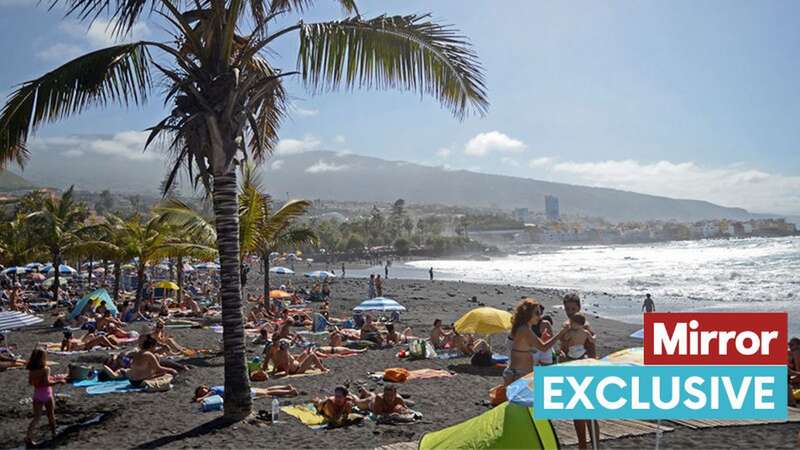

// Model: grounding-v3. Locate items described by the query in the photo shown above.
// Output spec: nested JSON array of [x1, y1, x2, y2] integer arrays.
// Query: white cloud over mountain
[[464, 131, 526, 156]]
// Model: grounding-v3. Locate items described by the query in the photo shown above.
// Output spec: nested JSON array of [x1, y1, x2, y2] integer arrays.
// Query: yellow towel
[[281, 403, 327, 426]]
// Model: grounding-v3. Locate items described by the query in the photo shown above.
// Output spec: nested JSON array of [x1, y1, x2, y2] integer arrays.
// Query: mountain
[[10, 146, 763, 222], [0, 170, 36, 191]]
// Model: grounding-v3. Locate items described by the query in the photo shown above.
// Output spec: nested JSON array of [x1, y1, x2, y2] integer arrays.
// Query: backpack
[[409, 339, 436, 360], [67, 364, 94, 382], [383, 368, 410, 383]]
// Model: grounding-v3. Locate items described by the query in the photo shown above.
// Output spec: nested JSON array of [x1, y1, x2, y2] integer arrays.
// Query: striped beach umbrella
[[2, 266, 30, 275], [0, 311, 44, 331], [353, 297, 406, 312], [44, 264, 77, 275]]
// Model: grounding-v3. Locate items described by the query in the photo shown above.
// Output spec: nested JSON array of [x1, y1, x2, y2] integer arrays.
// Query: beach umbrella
[[154, 280, 180, 290], [92, 267, 106, 274], [0, 311, 43, 331], [30, 273, 46, 282], [353, 297, 406, 312], [42, 277, 69, 288], [120, 263, 136, 270], [454, 307, 512, 336], [2, 266, 30, 275], [269, 290, 293, 299], [182, 263, 195, 272], [25, 262, 44, 271], [304, 270, 335, 279], [45, 264, 77, 275], [269, 266, 295, 275], [269, 252, 280, 258], [630, 328, 644, 339], [285, 253, 298, 261], [195, 262, 221, 270], [155, 263, 170, 271]]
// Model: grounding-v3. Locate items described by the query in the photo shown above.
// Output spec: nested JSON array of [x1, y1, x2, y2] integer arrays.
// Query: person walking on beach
[[375, 275, 384, 297], [341, 263, 346, 278], [642, 293, 655, 313], [368, 274, 376, 299], [429, 267, 434, 281], [384, 263, 389, 279]]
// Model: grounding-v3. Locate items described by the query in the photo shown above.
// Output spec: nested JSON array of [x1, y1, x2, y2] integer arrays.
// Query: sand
[[1, 272, 797, 449]]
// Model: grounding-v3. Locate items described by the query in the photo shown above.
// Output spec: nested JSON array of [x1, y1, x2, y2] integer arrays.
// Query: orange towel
[[405, 369, 454, 381]]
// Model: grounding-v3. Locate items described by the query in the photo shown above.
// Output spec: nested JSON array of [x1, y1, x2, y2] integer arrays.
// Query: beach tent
[[353, 297, 406, 312], [419, 401, 558, 450], [69, 288, 118, 320], [0, 311, 44, 331], [455, 307, 512, 335]]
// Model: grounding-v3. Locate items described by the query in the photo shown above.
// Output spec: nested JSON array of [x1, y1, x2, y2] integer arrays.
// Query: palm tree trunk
[[212, 168, 252, 421], [52, 250, 61, 302], [263, 254, 270, 300], [177, 255, 184, 300], [134, 263, 145, 312], [113, 261, 122, 302]]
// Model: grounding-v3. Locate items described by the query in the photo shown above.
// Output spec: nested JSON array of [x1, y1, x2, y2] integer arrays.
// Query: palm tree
[[25, 187, 88, 300], [0, 0, 487, 420], [0, 213, 38, 267]]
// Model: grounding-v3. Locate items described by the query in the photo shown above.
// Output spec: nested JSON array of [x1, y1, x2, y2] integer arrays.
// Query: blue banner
[[533, 365, 787, 420]]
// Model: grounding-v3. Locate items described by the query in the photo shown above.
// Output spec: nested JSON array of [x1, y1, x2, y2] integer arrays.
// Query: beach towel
[[73, 377, 107, 388], [271, 368, 326, 379], [115, 330, 140, 344], [85, 379, 144, 395], [406, 369, 454, 381], [282, 403, 328, 428]]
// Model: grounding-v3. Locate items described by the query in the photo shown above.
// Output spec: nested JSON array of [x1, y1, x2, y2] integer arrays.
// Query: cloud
[[334, 135, 346, 144], [270, 159, 284, 170], [529, 157, 555, 168], [305, 160, 349, 173], [436, 147, 452, 159], [290, 103, 319, 117], [36, 43, 84, 62], [543, 159, 800, 215], [464, 131, 526, 156], [60, 19, 150, 48], [62, 149, 84, 158], [274, 135, 321, 155], [30, 131, 160, 161]]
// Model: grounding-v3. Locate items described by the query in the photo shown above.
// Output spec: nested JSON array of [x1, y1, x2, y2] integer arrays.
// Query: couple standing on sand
[[505, 293, 599, 450]]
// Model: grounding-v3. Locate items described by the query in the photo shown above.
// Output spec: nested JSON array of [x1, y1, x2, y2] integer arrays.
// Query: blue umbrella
[[304, 270, 335, 279], [44, 264, 77, 275], [353, 297, 406, 312], [2, 266, 30, 275], [269, 266, 295, 275], [25, 262, 44, 271]]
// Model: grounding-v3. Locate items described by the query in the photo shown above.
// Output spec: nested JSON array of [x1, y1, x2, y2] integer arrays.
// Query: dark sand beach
[[1, 272, 797, 449]]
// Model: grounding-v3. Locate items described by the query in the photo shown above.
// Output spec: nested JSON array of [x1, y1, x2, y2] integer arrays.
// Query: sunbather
[[430, 319, 454, 349], [313, 345, 367, 357], [127, 335, 177, 387], [360, 314, 384, 346], [150, 319, 186, 354], [385, 324, 415, 345], [192, 384, 297, 401], [60, 328, 118, 351], [314, 386, 361, 427], [272, 339, 328, 375]]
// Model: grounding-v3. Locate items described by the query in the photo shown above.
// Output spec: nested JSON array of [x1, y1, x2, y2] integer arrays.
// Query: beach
[[1, 272, 797, 449]]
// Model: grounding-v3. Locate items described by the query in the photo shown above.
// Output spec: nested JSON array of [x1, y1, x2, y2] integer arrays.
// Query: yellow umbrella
[[269, 290, 293, 299], [155, 280, 180, 290], [454, 307, 512, 335]]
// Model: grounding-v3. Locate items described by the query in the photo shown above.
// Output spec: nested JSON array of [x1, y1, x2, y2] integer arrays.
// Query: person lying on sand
[[127, 335, 177, 387], [0, 335, 26, 370], [360, 314, 384, 346], [60, 328, 118, 352], [192, 384, 298, 402], [385, 324, 415, 345], [96, 310, 124, 333], [430, 319, 454, 349], [314, 386, 363, 427], [179, 294, 202, 316], [560, 312, 594, 361], [271, 339, 328, 375], [369, 385, 410, 415], [313, 345, 366, 357]]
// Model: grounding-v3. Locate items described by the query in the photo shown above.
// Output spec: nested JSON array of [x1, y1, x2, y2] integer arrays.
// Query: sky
[[1, 0, 799, 215]]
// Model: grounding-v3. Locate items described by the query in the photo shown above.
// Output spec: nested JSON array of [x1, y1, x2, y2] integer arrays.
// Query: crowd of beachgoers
[[1, 260, 799, 449]]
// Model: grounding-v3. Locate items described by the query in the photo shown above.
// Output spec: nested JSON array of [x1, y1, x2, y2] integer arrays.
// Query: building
[[512, 208, 530, 223], [544, 195, 559, 220]]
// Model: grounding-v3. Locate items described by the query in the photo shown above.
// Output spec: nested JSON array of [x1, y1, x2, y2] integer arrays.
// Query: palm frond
[[269, 0, 357, 14], [0, 43, 152, 168], [297, 14, 488, 119]]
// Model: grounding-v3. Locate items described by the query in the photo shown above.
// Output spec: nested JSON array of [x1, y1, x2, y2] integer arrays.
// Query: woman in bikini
[[193, 384, 298, 401], [60, 329, 118, 351], [504, 298, 567, 386], [272, 340, 328, 375], [26, 349, 65, 446]]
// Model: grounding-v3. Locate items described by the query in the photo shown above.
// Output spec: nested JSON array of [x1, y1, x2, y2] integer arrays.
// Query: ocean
[[365, 236, 799, 331]]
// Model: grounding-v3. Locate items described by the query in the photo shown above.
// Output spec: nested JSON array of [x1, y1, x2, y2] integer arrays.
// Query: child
[[26, 348, 65, 446], [560, 312, 594, 361]]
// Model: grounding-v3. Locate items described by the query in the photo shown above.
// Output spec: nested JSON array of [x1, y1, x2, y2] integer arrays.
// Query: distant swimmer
[[429, 267, 434, 281], [642, 293, 655, 313]]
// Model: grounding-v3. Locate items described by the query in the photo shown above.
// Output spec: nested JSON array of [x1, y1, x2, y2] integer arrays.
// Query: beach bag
[[68, 364, 94, 382], [201, 395, 224, 412], [383, 368, 410, 383], [143, 374, 173, 392], [409, 339, 436, 360], [489, 384, 507, 406]]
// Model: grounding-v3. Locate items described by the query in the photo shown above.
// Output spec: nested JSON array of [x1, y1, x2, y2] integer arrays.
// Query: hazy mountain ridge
[[8, 148, 770, 222], [0, 170, 36, 190]]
